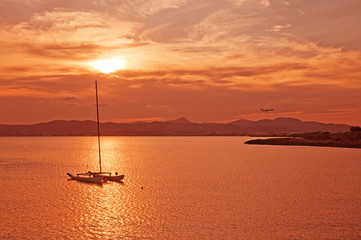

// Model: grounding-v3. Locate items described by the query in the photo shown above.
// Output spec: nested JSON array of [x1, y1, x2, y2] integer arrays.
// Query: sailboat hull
[[67, 173, 105, 184], [88, 172, 125, 181], [104, 175, 124, 181]]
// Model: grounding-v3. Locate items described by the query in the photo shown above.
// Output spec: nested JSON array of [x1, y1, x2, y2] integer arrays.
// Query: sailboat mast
[[95, 80, 102, 173]]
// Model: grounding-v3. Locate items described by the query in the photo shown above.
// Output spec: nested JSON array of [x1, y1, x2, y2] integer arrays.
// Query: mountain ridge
[[0, 117, 351, 136]]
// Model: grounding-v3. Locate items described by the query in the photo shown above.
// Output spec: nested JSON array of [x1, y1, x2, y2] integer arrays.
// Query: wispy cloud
[[0, 0, 360, 124]]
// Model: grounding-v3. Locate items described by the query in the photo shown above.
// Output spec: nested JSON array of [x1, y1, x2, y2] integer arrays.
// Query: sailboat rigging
[[95, 80, 102, 173], [67, 80, 125, 184]]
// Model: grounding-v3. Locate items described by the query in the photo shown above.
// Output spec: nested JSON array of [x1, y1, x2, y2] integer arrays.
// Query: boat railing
[[88, 171, 112, 176], [76, 172, 104, 178]]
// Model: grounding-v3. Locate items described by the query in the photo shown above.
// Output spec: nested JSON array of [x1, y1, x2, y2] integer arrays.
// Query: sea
[[0, 136, 360, 240]]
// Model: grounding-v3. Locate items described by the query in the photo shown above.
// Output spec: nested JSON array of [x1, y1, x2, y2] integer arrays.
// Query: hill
[[0, 117, 351, 136]]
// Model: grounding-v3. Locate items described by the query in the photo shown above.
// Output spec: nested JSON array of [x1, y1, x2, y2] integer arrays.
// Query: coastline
[[245, 137, 361, 149]]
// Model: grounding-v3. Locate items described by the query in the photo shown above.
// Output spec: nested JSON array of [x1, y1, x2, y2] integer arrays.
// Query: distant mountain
[[0, 117, 351, 136], [167, 117, 192, 124], [231, 117, 349, 133]]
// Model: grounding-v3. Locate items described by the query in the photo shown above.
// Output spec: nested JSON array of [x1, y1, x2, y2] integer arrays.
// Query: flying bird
[[261, 108, 275, 112]]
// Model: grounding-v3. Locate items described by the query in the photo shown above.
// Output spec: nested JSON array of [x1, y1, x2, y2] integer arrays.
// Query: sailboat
[[67, 80, 125, 183], [67, 172, 105, 184]]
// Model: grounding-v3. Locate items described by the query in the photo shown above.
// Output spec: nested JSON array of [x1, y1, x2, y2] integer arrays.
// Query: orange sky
[[0, 0, 360, 125]]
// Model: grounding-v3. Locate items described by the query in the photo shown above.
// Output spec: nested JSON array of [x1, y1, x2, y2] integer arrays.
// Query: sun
[[90, 59, 126, 74]]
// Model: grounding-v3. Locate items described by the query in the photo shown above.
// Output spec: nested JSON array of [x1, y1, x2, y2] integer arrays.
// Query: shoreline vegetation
[[245, 127, 361, 149]]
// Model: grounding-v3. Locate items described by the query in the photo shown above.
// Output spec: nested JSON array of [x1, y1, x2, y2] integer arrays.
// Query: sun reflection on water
[[99, 137, 126, 173]]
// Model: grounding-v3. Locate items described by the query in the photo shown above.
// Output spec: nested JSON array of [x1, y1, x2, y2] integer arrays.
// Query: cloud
[[0, 0, 361, 124], [5, 8, 138, 45], [226, 0, 269, 8], [270, 0, 361, 51], [268, 24, 291, 32]]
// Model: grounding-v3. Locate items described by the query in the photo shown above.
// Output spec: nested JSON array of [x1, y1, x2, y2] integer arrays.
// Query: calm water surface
[[0, 137, 360, 239]]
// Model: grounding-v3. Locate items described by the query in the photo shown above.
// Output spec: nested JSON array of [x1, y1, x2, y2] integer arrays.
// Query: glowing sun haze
[[90, 59, 126, 74], [0, 0, 360, 125]]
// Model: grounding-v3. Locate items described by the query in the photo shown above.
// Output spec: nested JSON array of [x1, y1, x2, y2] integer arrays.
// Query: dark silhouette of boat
[[67, 80, 125, 184]]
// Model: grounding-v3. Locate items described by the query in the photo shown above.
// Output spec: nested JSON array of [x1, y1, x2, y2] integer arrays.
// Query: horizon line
[[0, 117, 354, 126]]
